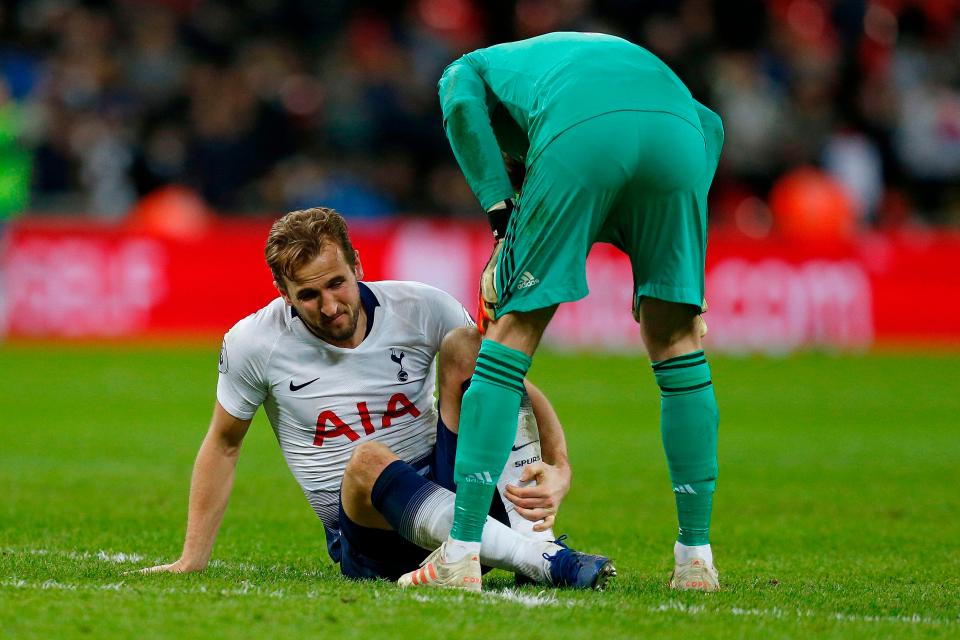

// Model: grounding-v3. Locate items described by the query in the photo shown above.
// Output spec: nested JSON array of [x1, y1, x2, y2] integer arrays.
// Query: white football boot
[[397, 542, 482, 592], [670, 558, 720, 591]]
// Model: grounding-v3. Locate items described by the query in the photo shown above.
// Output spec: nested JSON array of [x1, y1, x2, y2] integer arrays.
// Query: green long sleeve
[[437, 58, 516, 211]]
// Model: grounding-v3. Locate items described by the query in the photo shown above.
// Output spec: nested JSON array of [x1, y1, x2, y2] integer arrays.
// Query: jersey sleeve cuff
[[216, 394, 257, 421], [480, 187, 518, 213]]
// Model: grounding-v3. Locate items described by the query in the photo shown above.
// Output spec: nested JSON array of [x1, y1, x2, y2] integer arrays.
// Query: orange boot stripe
[[427, 563, 438, 581]]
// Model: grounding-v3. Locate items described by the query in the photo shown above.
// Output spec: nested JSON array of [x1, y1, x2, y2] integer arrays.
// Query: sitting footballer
[[140, 207, 614, 591]]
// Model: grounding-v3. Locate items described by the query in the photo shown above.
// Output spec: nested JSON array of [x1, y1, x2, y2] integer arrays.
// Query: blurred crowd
[[0, 0, 958, 232]]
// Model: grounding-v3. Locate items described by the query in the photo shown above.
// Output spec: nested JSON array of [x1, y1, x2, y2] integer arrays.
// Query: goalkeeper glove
[[476, 239, 503, 334], [486, 198, 514, 241], [476, 199, 514, 333]]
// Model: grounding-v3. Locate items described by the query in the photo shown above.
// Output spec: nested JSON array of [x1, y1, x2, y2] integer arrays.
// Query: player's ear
[[353, 250, 364, 281], [274, 280, 292, 305]]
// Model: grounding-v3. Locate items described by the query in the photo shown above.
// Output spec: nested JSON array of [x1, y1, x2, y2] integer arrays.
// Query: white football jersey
[[216, 280, 473, 529]]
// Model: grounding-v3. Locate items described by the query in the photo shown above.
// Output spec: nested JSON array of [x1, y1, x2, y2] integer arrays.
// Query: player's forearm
[[178, 435, 241, 570], [438, 59, 515, 210], [525, 382, 570, 471]]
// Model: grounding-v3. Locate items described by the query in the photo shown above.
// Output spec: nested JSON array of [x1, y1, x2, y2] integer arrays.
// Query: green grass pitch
[[1, 344, 958, 638]]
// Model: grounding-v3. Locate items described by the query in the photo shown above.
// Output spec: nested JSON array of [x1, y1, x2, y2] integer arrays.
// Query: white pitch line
[[482, 588, 574, 608], [0, 577, 304, 600], [4, 549, 957, 625], [482, 588, 557, 608], [1, 577, 575, 609], [650, 600, 957, 627], [97, 551, 147, 564], [2, 548, 321, 575], [4, 548, 160, 566], [3, 577, 956, 626]]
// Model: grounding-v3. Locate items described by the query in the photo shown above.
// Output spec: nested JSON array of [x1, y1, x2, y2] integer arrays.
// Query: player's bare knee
[[344, 441, 397, 492], [439, 326, 482, 388], [346, 441, 395, 473]]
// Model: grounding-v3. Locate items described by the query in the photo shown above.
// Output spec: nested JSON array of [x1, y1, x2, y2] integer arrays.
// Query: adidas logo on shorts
[[517, 271, 540, 290]]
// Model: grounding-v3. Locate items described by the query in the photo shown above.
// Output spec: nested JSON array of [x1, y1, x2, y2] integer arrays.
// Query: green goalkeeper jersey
[[437, 31, 703, 211]]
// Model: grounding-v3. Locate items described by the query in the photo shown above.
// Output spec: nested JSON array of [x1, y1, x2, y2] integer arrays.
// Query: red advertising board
[[2, 218, 958, 352]]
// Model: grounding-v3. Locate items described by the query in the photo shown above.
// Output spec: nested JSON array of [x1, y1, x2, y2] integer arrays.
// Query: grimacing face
[[276, 242, 366, 348]]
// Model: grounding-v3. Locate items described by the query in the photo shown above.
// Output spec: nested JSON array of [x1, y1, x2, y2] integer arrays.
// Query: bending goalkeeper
[[401, 32, 724, 592]]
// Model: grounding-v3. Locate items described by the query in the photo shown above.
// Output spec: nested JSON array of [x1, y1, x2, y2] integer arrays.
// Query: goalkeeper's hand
[[476, 239, 502, 334], [477, 199, 514, 334], [486, 198, 514, 241]]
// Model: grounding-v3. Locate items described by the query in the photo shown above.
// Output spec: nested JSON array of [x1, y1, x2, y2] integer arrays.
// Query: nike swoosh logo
[[289, 378, 320, 391], [511, 440, 538, 452]]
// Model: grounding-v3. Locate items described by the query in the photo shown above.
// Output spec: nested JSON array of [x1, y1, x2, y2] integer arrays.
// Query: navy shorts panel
[[430, 410, 458, 492], [336, 500, 430, 581]]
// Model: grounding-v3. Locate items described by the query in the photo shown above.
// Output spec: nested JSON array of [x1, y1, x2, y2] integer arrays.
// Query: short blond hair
[[265, 207, 356, 291]]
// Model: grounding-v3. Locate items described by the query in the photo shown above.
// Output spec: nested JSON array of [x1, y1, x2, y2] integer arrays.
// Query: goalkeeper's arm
[[438, 55, 516, 219]]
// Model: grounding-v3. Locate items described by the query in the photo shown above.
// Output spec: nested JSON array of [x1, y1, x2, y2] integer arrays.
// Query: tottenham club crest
[[390, 349, 408, 382]]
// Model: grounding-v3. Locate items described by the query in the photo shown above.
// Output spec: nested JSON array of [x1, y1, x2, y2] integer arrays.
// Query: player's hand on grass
[[131, 558, 202, 575], [504, 461, 571, 532]]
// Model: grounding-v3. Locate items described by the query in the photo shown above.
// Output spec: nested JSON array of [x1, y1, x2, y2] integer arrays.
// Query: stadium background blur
[[0, 0, 958, 349], [0, 0, 958, 225]]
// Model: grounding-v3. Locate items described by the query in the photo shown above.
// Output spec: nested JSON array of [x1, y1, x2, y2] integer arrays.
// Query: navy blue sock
[[370, 459, 511, 558], [371, 460, 444, 542]]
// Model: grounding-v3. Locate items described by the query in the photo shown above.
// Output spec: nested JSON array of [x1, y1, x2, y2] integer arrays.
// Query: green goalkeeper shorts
[[494, 104, 723, 319]]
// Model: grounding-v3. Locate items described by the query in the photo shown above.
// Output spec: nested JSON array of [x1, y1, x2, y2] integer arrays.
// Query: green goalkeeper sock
[[450, 339, 531, 543], [652, 350, 719, 546]]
